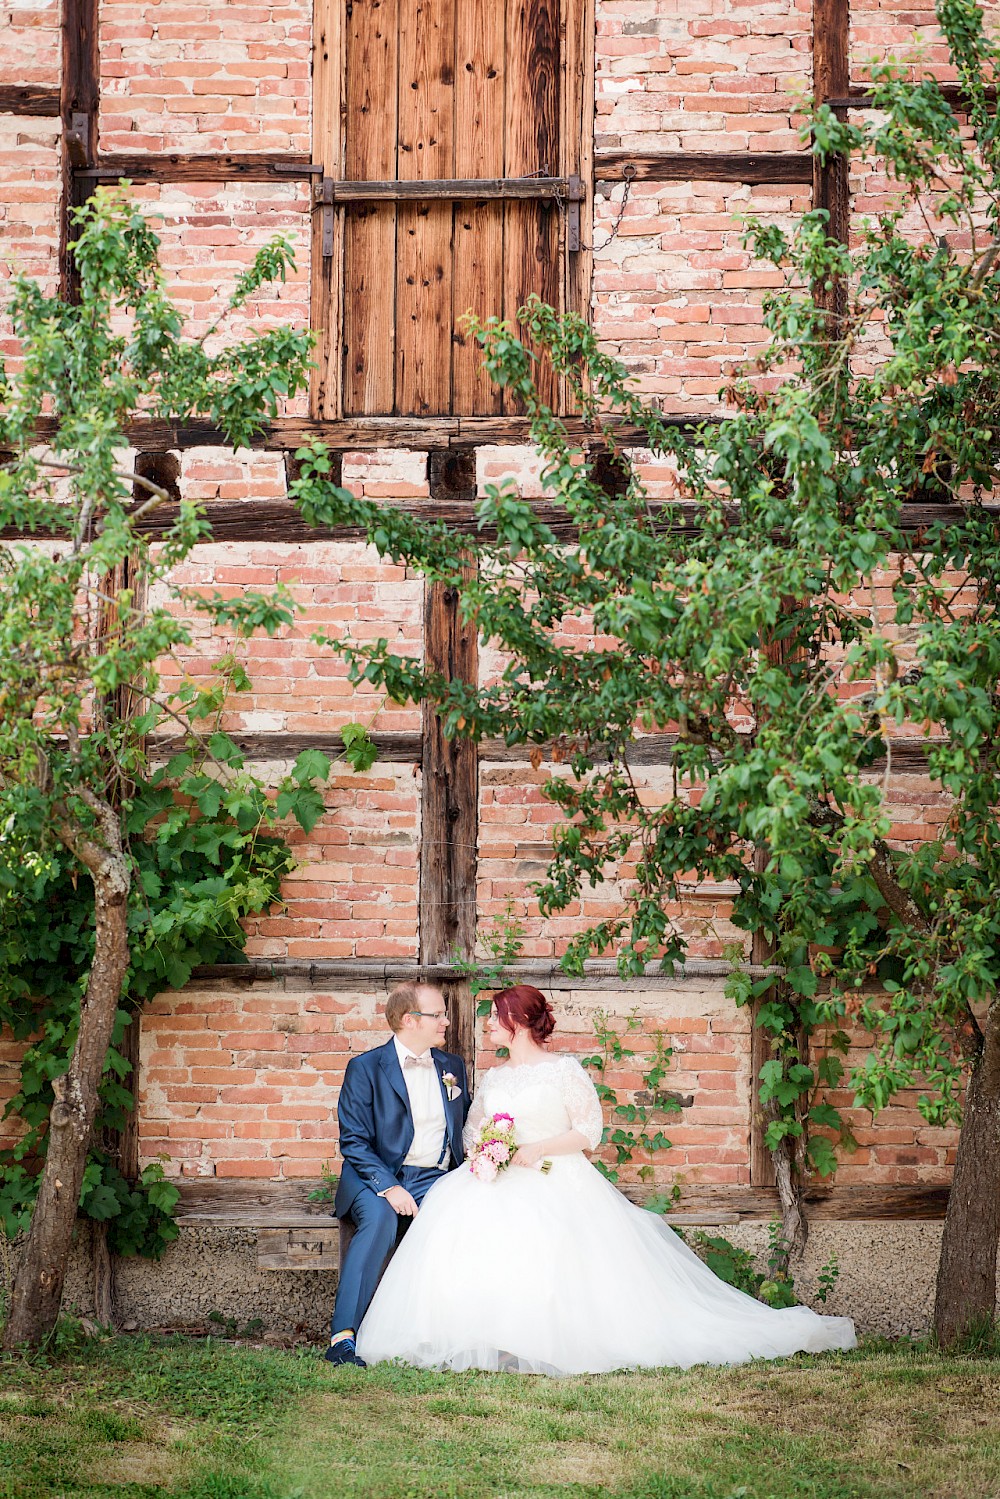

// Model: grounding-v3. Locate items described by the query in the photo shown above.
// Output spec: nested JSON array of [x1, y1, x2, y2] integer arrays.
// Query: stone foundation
[[41, 1219, 975, 1343]]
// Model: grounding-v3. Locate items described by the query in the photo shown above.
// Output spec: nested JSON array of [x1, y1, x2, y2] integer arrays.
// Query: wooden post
[[60, 0, 100, 301], [749, 846, 777, 1188], [309, 0, 345, 418], [812, 0, 851, 317], [419, 570, 479, 1076]]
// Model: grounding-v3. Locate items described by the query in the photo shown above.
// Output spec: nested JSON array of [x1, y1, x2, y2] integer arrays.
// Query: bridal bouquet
[[468, 1112, 551, 1181], [468, 1111, 517, 1182]]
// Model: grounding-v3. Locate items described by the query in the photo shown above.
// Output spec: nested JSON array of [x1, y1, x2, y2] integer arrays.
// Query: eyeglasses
[[409, 1009, 448, 1020]]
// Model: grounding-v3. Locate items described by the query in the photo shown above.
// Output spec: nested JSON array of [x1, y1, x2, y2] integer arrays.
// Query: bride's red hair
[[491, 984, 555, 1044]]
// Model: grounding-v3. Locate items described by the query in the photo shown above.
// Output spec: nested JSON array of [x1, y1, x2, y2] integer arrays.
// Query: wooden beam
[[428, 449, 477, 504], [564, 0, 596, 335], [257, 1226, 340, 1268], [419, 570, 479, 1074], [595, 152, 814, 186], [61, 0, 100, 301], [310, 0, 345, 419], [6, 493, 994, 545], [812, 0, 851, 317], [172, 1177, 950, 1228], [28, 412, 696, 453], [826, 84, 998, 112], [149, 730, 423, 763], [0, 85, 61, 118], [75, 155, 323, 183], [143, 729, 947, 776], [117, 1015, 141, 1181], [749, 846, 778, 1188], [315, 175, 582, 202], [182, 957, 793, 991]]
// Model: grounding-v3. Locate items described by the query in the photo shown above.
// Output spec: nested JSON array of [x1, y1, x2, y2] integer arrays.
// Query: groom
[[325, 980, 471, 1367]]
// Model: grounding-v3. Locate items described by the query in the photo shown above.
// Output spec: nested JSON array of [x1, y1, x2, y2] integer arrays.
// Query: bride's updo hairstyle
[[492, 984, 555, 1044]]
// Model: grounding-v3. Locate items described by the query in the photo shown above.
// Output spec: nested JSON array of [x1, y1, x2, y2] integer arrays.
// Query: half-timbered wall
[[2, 0, 992, 1233]]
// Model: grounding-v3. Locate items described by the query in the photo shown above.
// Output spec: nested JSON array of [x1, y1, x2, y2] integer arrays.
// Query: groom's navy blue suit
[[331, 1038, 470, 1337]]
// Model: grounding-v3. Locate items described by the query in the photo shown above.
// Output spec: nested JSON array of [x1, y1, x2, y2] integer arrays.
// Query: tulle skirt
[[356, 1154, 857, 1375]]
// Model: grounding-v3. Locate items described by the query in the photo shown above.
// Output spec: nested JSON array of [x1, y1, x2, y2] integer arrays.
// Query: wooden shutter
[[312, 0, 592, 419]]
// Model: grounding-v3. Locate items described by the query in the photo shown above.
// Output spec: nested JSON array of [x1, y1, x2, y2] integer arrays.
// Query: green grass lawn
[[0, 1333, 997, 1499]]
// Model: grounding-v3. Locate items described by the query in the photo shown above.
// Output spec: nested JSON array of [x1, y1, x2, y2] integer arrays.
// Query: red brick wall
[[99, 0, 312, 156], [0, 0, 60, 86], [596, 0, 812, 154], [136, 980, 758, 1186], [139, 982, 370, 1179], [0, 0, 974, 1195], [156, 538, 422, 736], [0, 118, 61, 366]]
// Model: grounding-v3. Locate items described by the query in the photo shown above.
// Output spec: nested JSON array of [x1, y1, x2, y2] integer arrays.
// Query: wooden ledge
[[174, 1178, 950, 1230]]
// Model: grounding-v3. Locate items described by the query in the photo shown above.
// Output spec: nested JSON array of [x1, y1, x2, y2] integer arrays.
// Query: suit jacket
[[334, 1039, 471, 1217]]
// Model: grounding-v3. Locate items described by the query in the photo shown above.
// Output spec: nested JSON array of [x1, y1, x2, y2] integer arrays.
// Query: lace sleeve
[[462, 1077, 489, 1152], [561, 1057, 605, 1151]]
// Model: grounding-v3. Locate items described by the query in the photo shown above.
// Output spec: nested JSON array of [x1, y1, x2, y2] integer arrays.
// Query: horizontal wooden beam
[[186, 957, 783, 990], [172, 1177, 949, 1228], [150, 730, 422, 763], [29, 413, 680, 453], [7, 494, 994, 545], [148, 729, 945, 776], [75, 154, 323, 182], [320, 176, 584, 202], [0, 84, 61, 118], [829, 83, 997, 111], [594, 152, 814, 186], [481, 733, 943, 775], [77, 152, 820, 191]]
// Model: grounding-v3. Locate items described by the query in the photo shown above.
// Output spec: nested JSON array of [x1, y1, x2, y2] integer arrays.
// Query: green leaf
[[340, 724, 379, 774]]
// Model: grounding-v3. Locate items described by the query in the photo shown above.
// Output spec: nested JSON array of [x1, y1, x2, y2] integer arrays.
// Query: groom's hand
[[383, 1185, 419, 1216]]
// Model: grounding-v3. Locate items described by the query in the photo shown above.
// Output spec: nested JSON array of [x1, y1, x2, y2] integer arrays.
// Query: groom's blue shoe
[[324, 1337, 366, 1368]]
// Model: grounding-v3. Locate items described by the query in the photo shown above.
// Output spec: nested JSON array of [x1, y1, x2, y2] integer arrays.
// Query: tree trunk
[[1, 799, 130, 1351], [770, 1129, 808, 1267], [92, 1220, 117, 1329], [934, 993, 1000, 1345]]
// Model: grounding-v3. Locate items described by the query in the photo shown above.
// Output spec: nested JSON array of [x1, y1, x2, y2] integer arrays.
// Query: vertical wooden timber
[[452, 0, 506, 414], [343, 0, 399, 413], [419, 571, 479, 1076], [310, 0, 346, 417], [99, 540, 151, 1192], [812, 0, 850, 318], [395, 0, 456, 413], [503, 0, 561, 412], [561, 0, 595, 411], [749, 846, 777, 1187], [60, 0, 100, 300]]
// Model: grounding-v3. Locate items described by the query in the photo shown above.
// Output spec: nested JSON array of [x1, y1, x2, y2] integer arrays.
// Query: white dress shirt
[[393, 1035, 450, 1170]]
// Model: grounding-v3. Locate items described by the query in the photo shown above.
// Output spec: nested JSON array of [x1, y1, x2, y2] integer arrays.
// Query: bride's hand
[[511, 1142, 546, 1169]]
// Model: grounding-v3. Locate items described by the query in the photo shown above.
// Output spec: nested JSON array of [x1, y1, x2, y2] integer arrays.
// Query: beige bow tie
[[403, 1053, 435, 1069]]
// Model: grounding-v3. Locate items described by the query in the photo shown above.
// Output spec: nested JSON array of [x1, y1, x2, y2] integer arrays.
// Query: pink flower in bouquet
[[468, 1109, 517, 1184]]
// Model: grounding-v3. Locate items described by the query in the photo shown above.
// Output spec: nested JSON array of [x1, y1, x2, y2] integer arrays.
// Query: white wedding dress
[[356, 1054, 857, 1375]]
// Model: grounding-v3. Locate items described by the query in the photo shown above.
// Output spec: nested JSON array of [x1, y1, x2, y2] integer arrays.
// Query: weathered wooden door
[[314, 0, 589, 418]]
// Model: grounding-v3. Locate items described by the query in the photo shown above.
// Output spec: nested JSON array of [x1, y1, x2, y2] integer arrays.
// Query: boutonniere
[[441, 1071, 462, 1102]]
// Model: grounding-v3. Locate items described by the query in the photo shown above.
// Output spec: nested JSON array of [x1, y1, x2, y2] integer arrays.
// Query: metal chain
[[592, 164, 635, 252]]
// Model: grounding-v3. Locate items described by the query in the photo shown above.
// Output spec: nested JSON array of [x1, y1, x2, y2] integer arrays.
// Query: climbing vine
[[462, 910, 679, 1184], [0, 736, 346, 1255]]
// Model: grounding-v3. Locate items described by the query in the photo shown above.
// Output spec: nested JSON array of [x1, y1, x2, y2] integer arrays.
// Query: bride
[[356, 984, 856, 1375]]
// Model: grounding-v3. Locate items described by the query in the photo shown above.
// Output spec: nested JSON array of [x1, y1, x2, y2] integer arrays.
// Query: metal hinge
[[567, 173, 584, 253], [65, 111, 91, 169], [317, 176, 335, 258]]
